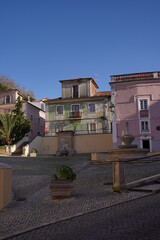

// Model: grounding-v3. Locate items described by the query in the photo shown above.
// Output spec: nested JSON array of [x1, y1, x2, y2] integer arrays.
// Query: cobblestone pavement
[[0, 156, 160, 239], [6, 192, 160, 240]]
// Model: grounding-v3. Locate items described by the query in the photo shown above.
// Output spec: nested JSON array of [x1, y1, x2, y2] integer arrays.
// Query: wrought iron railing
[[69, 111, 82, 118]]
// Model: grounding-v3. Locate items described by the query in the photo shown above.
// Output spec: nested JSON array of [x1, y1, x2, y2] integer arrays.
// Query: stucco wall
[[35, 134, 113, 155], [61, 79, 91, 99], [74, 133, 113, 153], [45, 100, 107, 135], [113, 79, 160, 151], [23, 102, 45, 141], [41, 136, 58, 155]]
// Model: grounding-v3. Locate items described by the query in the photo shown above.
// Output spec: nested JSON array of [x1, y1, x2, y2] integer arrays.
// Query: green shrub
[[55, 165, 76, 181]]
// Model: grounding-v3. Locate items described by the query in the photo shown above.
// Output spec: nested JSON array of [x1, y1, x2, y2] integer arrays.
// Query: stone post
[[57, 131, 75, 156], [0, 163, 12, 209], [112, 158, 126, 192]]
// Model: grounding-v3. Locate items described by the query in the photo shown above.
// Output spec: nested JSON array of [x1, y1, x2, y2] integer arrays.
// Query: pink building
[[110, 71, 160, 152], [23, 101, 45, 141], [0, 89, 45, 142]]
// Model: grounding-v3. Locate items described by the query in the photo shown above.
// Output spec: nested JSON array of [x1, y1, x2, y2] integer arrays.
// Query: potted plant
[[50, 165, 76, 199], [30, 148, 37, 157]]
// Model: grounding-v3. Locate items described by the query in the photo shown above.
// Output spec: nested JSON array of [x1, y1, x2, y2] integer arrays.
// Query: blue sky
[[0, 0, 160, 100]]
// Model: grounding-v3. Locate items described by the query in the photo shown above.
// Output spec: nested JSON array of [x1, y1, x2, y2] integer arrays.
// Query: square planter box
[[50, 180, 74, 199]]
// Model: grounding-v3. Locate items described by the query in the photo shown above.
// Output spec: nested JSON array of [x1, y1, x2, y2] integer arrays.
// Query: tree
[[21, 88, 35, 102], [0, 75, 19, 89], [0, 75, 35, 101], [12, 96, 31, 143], [0, 113, 17, 147]]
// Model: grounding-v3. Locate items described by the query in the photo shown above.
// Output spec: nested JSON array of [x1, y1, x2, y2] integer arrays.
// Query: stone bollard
[[91, 153, 97, 161], [0, 163, 12, 209], [112, 158, 127, 192]]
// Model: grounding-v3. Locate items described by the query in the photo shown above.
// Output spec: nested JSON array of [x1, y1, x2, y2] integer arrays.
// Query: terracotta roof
[[110, 71, 160, 82], [34, 98, 50, 102], [93, 91, 111, 97], [45, 94, 110, 104], [59, 77, 99, 89]]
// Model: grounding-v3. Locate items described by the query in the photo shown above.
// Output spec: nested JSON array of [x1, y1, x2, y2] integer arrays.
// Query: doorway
[[142, 140, 150, 150]]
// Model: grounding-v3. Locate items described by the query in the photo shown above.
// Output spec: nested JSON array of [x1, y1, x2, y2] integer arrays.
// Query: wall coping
[[0, 163, 12, 169]]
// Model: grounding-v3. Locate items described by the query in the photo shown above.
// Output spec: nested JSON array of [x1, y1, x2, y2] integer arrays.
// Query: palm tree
[[0, 113, 16, 154]]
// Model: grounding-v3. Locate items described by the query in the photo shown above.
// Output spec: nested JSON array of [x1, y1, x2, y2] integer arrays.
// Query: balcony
[[69, 111, 82, 119]]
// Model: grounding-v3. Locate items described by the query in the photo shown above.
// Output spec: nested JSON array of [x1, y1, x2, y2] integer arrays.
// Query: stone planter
[[121, 134, 135, 146], [50, 180, 74, 199]]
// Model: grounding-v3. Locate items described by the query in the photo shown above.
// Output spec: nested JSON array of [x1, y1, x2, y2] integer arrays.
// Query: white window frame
[[71, 104, 80, 113], [56, 105, 64, 115], [138, 98, 150, 111], [140, 120, 150, 133], [138, 97, 150, 119], [139, 99, 148, 110], [140, 136, 152, 152], [88, 122, 97, 133], [5, 95, 11, 104]]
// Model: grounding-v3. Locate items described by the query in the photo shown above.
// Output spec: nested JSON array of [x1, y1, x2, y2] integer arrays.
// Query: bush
[[55, 165, 76, 181]]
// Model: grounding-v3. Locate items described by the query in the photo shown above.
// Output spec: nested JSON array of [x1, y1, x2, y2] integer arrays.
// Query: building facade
[[45, 78, 112, 136], [110, 71, 160, 152], [0, 89, 45, 142], [0, 89, 23, 113], [23, 102, 45, 141]]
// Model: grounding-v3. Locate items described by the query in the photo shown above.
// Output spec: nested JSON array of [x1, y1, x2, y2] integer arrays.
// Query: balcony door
[[72, 104, 79, 113], [73, 85, 78, 98]]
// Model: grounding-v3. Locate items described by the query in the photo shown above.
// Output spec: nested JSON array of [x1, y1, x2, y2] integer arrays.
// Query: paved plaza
[[0, 155, 160, 239]]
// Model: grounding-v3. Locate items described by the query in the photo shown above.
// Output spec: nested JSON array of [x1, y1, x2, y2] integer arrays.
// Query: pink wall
[[23, 102, 45, 141], [114, 79, 160, 151]]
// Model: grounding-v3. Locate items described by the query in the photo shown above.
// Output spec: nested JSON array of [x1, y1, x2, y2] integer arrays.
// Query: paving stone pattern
[[7, 193, 160, 240], [0, 156, 160, 239]]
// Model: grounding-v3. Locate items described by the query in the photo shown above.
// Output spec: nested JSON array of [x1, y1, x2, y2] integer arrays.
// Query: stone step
[[126, 174, 160, 189], [128, 183, 160, 193]]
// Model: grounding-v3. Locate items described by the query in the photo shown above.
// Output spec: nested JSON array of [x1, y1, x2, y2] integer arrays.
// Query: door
[[72, 104, 79, 113], [142, 140, 150, 150]]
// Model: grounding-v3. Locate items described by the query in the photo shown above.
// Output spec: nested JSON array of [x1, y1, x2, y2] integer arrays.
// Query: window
[[89, 103, 95, 113], [31, 115, 33, 121], [139, 99, 149, 118], [72, 105, 79, 113], [140, 99, 148, 110], [38, 118, 40, 124], [73, 85, 78, 98], [6, 95, 10, 104], [89, 123, 96, 133], [57, 106, 63, 115], [141, 121, 149, 132], [70, 105, 81, 118]]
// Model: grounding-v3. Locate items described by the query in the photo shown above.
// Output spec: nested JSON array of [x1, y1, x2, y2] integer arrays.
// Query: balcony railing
[[140, 110, 148, 118], [69, 111, 82, 119]]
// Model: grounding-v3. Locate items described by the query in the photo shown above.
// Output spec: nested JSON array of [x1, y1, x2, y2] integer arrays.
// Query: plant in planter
[[30, 148, 37, 157], [50, 165, 76, 199]]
